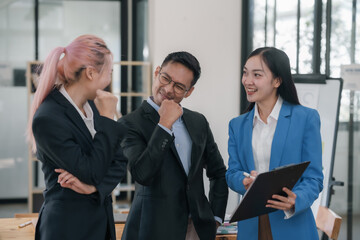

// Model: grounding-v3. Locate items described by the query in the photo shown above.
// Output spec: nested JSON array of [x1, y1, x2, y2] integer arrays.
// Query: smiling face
[[242, 55, 281, 106], [152, 61, 194, 106]]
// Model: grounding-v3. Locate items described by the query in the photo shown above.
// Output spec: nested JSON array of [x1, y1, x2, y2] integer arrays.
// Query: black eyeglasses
[[158, 72, 190, 94]]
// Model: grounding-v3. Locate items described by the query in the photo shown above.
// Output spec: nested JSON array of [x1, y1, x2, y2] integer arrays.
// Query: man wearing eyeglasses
[[119, 51, 228, 240]]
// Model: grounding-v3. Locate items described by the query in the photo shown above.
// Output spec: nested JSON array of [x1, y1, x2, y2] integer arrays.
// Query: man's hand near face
[[158, 99, 183, 129]]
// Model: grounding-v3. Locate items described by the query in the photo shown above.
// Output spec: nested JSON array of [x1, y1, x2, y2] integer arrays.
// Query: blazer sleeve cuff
[[97, 116, 128, 139], [158, 123, 173, 136]]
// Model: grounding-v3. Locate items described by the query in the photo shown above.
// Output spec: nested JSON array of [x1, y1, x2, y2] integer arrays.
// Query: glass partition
[[38, 0, 121, 61], [0, 0, 34, 86]]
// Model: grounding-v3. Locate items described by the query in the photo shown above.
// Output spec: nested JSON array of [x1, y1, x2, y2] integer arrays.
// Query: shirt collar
[[59, 85, 93, 120], [270, 96, 283, 120], [147, 96, 160, 112], [253, 96, 283, 124]]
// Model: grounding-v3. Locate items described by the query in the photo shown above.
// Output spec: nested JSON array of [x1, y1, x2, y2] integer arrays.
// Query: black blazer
[[32, 88, 127, 240], [119, 101, 228, 240]]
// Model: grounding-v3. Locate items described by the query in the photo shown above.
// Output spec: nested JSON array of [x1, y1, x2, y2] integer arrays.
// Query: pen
[[243, 171, 255, 179], [18, 220, 32, 228]]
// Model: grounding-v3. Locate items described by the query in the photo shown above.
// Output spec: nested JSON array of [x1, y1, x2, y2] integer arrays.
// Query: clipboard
[[229, 161, 310, 223]]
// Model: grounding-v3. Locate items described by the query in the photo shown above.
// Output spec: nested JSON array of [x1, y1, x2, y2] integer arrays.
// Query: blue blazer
[[226, 101, 323, 240]]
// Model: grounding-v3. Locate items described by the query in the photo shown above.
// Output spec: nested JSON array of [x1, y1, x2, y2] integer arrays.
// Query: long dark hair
[[245, 47, 300, 112]]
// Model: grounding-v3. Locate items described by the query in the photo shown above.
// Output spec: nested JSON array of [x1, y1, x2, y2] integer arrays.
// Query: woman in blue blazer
[[27, 35, 127, 240], [226, 47, 323, 239]]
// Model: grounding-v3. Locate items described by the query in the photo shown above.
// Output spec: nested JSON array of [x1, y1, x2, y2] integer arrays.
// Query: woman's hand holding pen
[[55, 169, 97, 194], [266, 187, 296, 211], [243, 170, 257, 190]]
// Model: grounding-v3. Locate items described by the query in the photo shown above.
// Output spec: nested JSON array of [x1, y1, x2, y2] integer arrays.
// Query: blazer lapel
[[181, 110, 199, 178], [90, 101, 105, 136], [244, 110, 256, 171], [51, 89, 93, 142], [269, 101, 292, 170], [170, 144, 187, 176], [142, 101, 187, 175], [142, 101, 161, 126]]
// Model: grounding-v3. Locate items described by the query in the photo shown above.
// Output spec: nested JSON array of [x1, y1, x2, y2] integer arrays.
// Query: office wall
[[148, 0, 242, 214]]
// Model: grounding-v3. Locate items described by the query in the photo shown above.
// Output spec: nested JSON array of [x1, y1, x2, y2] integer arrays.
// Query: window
[[0, 0, 34, 87], [243, 0, 320, 77], [38, 0, 121, 61], [0, 0, 149, 210]]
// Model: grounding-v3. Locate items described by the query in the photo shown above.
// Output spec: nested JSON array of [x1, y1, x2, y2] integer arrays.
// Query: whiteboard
[[294, 76, 343, 216]]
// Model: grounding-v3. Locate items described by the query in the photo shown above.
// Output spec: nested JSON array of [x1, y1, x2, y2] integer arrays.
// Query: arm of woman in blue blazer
[[291, 109, 324, 216], [225, 118, 248, 195]]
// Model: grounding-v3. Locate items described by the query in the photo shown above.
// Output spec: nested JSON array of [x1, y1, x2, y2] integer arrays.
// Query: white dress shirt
[[59, 86, 96, 139], [252, 96, 283, 173], [146, 97, 192, 175], [252, 96, 294, 219]]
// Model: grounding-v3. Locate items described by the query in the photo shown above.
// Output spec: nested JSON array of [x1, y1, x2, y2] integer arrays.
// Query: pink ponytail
[[27, 47, 65, 152], [26, 35, 112, 152]]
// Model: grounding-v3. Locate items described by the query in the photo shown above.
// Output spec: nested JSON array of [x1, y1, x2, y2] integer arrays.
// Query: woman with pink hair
[[27, 35, 128, 240]]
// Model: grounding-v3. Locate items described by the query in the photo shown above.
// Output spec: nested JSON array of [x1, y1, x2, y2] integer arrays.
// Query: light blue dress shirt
[[147, 97, 192, 175]]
